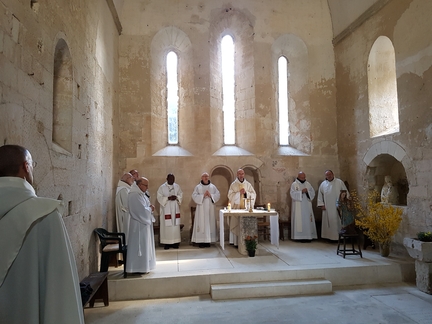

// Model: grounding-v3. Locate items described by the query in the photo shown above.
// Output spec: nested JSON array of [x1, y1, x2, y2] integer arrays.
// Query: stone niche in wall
[[365, 153, 408, 206]]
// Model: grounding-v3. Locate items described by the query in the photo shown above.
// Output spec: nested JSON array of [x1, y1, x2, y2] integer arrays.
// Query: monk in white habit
[[157, 173, 183, 250], [192, 172, 221, 248], [0, 145, 84, 324], [317, 170, 348, 241], [290, 171, 317, 242], [129, 169, 140, 181], [126, 177, 156, 274], [115, 172, 134, 238], [227, 169, 256, 246]]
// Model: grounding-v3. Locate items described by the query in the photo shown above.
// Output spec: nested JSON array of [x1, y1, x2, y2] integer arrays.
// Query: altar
[[219, 209, 279, 255]]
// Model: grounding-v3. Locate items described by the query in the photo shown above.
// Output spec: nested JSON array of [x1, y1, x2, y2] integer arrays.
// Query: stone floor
[[84, 239, 432, 324]]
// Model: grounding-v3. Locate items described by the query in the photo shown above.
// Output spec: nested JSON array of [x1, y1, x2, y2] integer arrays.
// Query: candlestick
[[267, 203, 271, 212]]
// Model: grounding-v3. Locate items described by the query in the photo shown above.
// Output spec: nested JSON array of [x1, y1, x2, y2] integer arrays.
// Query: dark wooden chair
[[337, 231, 363, 258], [94, 228, 127, 278]]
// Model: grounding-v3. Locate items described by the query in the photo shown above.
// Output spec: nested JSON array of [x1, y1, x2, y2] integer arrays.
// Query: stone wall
[[335, 0, 432, 252], [118, 0, 339, 240], [0, 0, 119, 279]]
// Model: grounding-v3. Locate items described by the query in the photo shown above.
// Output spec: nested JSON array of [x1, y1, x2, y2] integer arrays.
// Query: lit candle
[[267, 203, 271, 211], [228, 203, 231, 212]]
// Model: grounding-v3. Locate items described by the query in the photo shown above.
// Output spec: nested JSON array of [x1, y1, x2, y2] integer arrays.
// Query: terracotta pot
[[379, 242, 390, 257]]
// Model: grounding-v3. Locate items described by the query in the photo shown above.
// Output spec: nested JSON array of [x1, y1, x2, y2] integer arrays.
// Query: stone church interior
[[1, 0, 431, 316]]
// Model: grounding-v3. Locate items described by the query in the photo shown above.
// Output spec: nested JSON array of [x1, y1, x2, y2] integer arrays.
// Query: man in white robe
[[290, 171, 317, 241], [129, 169, 140, 181], [317, 170, 348, 241], [115, 172, 134, 238], [0, 145, 84, 324], [192, 172, 221, 247], [126, 177, 156, 274], [157, 173, 183, 250], [227, 169, 256, 246]]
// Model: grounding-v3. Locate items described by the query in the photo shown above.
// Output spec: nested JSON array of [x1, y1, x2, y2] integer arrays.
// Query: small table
[[219, 209, 279, 255]]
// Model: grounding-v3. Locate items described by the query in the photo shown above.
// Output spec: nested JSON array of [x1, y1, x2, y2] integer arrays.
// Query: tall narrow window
[[167, 51, 179, 144], [278, 56, 289, 145], [221, 35, 235, 145], [368, 36, 399, 138]]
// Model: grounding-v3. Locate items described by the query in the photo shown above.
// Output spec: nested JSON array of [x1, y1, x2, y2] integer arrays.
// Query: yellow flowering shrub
[[352, 190, 403, 244]]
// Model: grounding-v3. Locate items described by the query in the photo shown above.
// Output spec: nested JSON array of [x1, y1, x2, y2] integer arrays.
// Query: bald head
[[0, 144, 35, 184], [297, 172, 306, 181], [237, 169, 245, 181], [121, 172, 134, 186], [136, 177, 149, 192], [201, 172, 209, 184]]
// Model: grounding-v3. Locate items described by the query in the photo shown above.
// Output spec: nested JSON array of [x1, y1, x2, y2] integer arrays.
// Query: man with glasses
[[0, 145, 84, 323], [126, 177, 156, 275]]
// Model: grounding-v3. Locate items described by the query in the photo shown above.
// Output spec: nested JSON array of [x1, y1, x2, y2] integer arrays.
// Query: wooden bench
[[80, 272, 109, 308]]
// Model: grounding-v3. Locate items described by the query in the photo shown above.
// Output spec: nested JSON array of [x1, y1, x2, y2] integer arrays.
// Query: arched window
[[221, 35, 235, 145], [368, 36, 399, 138], [53, 38, 73, 153], [278, 56, 289, 145], [166, 51, 179, 144]]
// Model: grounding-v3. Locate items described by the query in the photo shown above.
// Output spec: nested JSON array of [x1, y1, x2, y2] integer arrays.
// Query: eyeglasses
[[28, 161, 37, 168]]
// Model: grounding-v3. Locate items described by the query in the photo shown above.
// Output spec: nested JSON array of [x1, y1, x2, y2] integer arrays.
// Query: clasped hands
[[168, 195, 177, 201], [204, 190, 211, 198]]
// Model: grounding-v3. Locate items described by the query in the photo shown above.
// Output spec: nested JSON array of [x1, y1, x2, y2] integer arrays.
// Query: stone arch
[[363, 140, 411, 206], [150, 26, 193, 153], [242, 164, 262, 205], [210, 165, 234, 207], [368, 36, 399, 138], [52, 37, 73, 153], [272, 34, 310, 153]]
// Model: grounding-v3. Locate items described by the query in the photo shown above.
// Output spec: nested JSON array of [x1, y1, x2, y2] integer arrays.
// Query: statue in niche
[[381, 175, 399, 205]]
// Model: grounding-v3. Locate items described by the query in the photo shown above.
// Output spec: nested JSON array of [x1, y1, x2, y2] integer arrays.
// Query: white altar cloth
[[219, 209, 279, 250]]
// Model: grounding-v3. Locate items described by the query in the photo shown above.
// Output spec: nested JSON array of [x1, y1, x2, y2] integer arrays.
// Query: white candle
[[228, 203, 231, 212], [267, 203, 271, 211]]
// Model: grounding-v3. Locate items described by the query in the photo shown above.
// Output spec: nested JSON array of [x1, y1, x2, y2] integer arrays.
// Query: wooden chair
[[337, 231, 363, 258], [94, 228, 127, 278], [256, 205, 271, 241], [278, 218, 291, 241]]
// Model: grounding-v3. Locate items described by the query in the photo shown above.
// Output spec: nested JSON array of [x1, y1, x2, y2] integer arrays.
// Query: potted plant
[[245, 235, 258, 257], [353, 190, 403, 257], [403, 231, 432, 294]]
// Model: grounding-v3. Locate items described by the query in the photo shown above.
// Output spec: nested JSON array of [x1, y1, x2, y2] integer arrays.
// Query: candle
[[267, 203, 271, 211], [228, 203, 231, 212]]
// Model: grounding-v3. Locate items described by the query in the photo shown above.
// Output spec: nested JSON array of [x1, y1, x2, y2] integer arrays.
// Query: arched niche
[[363, 140, 411, 206], [243, 165, 262, 205], [210, 166, 233, 207], [53, 38, 73, 153]]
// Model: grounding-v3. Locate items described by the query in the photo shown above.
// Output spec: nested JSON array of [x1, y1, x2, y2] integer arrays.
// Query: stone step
[[210, 279, 332, 300]]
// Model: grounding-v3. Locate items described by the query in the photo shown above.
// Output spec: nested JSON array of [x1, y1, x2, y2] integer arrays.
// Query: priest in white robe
[[126, 177, 156, 274], [0, 145, 84, 324], [290, 171, 317, 241], [157, 173, 183, 249], [115, 172, 134, 239], [317, 170, 348, 241], [191, 172, 221, 247], [227, 169, 256, 246]]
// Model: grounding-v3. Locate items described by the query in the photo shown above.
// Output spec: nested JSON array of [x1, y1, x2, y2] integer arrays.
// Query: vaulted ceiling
[[112, 0, 383, 40]]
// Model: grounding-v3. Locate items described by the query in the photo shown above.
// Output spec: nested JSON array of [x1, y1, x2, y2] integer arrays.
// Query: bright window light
[[278, 56, 289, 145], [222, 35, 235, 145], [167, 51, 179, 144]]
